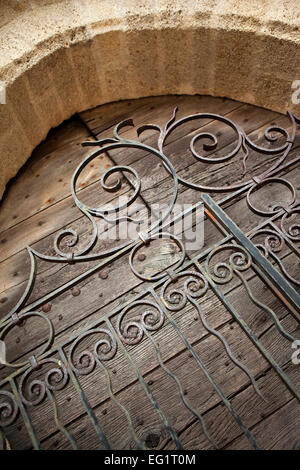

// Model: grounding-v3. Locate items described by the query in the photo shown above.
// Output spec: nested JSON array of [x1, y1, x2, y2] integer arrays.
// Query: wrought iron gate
[[0, 106, 299, 450]]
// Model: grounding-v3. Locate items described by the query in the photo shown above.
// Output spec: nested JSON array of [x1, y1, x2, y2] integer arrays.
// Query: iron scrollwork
[[1, 106, 299, 367], [0, 104, 299, 451]]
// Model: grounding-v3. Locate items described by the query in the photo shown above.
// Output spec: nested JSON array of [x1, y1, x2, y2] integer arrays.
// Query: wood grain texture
[[0, 96, 299, 450]]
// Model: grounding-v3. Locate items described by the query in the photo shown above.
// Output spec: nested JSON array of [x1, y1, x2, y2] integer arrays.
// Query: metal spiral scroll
[[205, 244, 252, 285], [18, 358, 77, 449], [249, 229, 300, 286], [116, 300, 165, 345], [138, 107, 297, 192], [68, 328, 117, 376], [18, 358, 68, 406], [205, 244, 298, 343], [31, 119, 179, 264], [0, 390, 19, 427], [280, 207, 300, 241]]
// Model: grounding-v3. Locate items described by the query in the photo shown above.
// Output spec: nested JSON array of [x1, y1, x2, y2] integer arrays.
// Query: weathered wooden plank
[[0, 96, 299, 450], [226, 398, 299, 450], [2, 258, 299, 448], [163, 363, 299, 450], [1, 207, 296, 374], [0, 169, 298, 373], [8, 309, 298, 450], [1, 110, 294, 313], [0, 117, 91, 233]]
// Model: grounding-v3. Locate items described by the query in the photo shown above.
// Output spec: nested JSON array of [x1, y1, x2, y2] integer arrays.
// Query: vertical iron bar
[[105, 318, 184, 450], [9, 377, 40, 450], [0, 428, 9, 450], [58, 348, 111, 449], [46, 388, 78, 450], [151, 289, 261, 450], [144, 330, 218, 449], [94, 357, 146, 450]]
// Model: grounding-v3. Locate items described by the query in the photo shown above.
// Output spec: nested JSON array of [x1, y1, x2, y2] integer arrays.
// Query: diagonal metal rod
[[194, 261, 300, 402], [201, 193, 300, 314], [59, 349, 111, 450]]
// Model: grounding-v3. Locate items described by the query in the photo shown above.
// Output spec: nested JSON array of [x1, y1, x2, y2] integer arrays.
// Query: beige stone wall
[[0, 0, 299, 199]]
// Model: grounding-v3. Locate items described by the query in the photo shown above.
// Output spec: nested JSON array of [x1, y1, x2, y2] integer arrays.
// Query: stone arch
[[0, 0, 299, 198]]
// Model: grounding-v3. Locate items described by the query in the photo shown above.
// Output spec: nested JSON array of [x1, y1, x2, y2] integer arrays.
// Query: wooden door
[[0, 96, 299, 450]]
